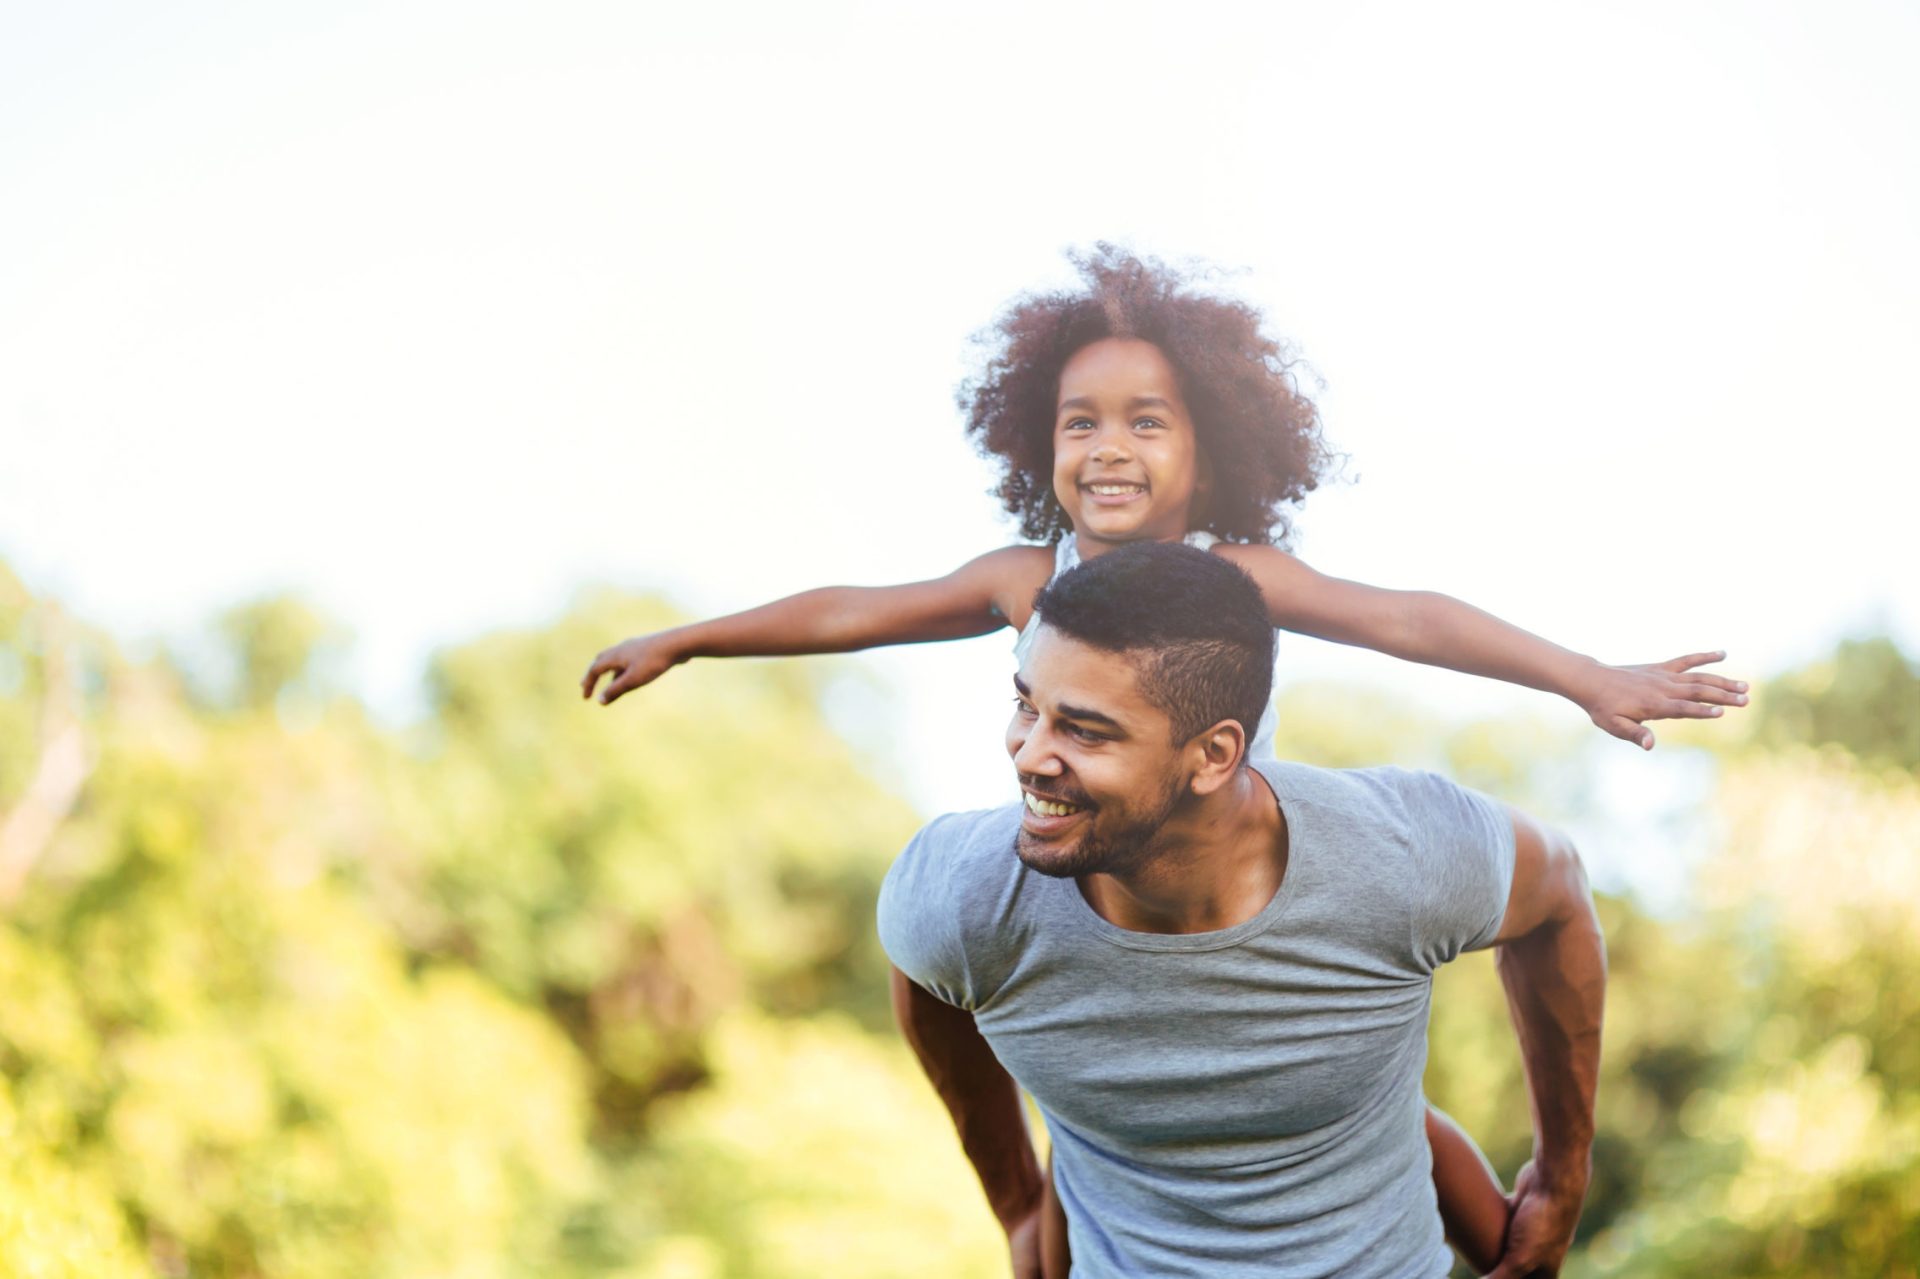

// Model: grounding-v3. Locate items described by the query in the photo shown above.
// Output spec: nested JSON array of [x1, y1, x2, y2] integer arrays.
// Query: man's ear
[[1186, 719, 1246, 796]]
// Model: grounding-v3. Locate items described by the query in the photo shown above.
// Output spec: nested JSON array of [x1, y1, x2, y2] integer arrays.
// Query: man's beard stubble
[[1013, 772, 1186, 880]]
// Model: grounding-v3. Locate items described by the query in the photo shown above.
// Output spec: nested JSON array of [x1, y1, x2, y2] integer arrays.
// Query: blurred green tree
[[3, 555, 1914, 1279], [1750, 633, 1920, 774]]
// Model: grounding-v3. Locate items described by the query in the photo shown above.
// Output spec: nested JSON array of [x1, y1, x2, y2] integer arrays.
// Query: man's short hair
[[1031, 542, 1275, 748]]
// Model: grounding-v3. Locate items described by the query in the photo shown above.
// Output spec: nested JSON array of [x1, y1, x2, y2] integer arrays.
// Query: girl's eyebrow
[[1056, 394, 1176, 413]]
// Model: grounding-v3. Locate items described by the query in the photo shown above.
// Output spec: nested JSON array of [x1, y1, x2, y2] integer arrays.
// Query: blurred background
[[2, 1, 1915, 1275]]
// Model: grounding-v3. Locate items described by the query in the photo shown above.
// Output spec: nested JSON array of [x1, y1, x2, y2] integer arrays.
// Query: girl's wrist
[[662, 624, 705, 664], [1557, 655, 1607, 708]]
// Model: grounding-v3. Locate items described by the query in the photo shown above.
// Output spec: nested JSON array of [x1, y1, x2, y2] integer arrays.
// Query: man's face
[[1007, 627, 1190, 878]]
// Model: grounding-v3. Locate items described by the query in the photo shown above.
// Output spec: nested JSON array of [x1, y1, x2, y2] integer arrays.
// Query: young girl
[[581, 246, 1744, 1273]]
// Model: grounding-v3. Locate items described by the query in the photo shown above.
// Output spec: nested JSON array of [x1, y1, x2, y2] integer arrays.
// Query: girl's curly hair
[[960, 244, 1336, 547]]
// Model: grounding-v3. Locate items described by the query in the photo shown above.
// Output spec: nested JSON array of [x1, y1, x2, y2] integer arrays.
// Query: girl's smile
[[1052, 337, 1204, 552]]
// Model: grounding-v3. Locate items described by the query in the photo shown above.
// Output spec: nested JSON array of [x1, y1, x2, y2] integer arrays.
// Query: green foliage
[[402, 590, 919, 1122], [0, 1074, 148, 1279], [205, 597, 350, 712], [630, 1012, 1009, 1279], [1, 561, 1914, 1277], [1750, 633, 1920, 774], [0, 641, 597, 1277], [0, 573, 954, 1277], [1423, 747, 1920, 1278]]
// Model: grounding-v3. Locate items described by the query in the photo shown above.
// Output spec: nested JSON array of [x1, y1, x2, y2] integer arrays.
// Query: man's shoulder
[[881, 804, 1025, 928], [1254, 758, 1440, 831], [878, 804, 1026, 1011], [1257, 760, 1516, 968]]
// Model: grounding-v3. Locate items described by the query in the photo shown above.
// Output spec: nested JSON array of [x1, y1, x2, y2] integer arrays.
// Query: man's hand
[[1486, 1159, 1587, 1278], [581, 633, 684, 704], [1580, 650, 1747, 749]]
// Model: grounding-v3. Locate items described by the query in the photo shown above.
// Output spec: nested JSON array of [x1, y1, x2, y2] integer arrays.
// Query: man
[[877, 542, 1604, 1278]]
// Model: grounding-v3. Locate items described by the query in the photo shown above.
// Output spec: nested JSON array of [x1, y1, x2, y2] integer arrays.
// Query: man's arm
[[1484, 808, 1607, 1279], [889, 967, 1048, 1279]]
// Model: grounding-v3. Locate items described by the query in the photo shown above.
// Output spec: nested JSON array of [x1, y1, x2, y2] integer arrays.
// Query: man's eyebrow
[[1058, 702, 1125, 731], [1013, 675, 1126, 733]]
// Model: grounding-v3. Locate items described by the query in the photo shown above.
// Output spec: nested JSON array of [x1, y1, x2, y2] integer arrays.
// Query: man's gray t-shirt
[[877, 760, 1516, 1279]]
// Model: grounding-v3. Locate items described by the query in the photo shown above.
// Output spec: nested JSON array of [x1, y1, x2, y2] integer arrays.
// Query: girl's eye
[[1133, 417, 1164, 431], [1062, 419, 1094, 433]]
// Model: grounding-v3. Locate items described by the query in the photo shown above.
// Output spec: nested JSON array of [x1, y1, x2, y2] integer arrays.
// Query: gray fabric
[[877, 760, 1516, 1279]]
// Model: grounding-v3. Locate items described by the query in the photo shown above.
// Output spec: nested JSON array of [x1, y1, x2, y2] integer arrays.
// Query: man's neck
[[1079, 767, 1289, 935]]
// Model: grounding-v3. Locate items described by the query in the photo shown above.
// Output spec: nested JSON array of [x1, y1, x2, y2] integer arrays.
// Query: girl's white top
[[1012, 532, 1281, 759]]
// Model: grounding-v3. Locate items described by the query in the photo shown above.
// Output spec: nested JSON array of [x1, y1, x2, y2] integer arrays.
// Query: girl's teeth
[[1090, 485, 1142, 495]]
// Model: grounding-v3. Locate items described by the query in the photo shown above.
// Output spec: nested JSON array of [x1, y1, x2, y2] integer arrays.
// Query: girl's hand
[[581, 633, 685, 705], [1005, 1205, 1044, 1279], [1582, 651, 1748, 749], [1485, 1159, 1585, 1279]]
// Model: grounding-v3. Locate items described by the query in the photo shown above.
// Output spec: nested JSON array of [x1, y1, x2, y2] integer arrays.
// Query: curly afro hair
[[960, 244, 1336, 547]]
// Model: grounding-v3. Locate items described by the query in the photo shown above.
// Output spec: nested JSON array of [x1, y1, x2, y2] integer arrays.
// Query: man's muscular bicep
[[1488, 807, 1590, 945]]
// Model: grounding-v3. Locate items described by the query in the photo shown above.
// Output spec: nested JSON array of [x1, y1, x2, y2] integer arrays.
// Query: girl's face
[[1051, 338, 1205, 553]]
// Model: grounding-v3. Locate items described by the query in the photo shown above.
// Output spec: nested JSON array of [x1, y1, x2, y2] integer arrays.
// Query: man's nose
[[1008, 723, 1061, 776]]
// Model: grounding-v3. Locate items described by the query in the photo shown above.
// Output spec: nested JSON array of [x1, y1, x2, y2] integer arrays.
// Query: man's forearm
[[1495, 854, 1606, 1189], [889, 967, 1043, 1230]]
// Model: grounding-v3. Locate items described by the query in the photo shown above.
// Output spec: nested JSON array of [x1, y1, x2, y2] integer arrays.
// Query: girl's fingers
[[1663, 650, 1728, 673], [581, 659, 615, 697], [1679, 681, 1747, 706], [1605, 716, 1654, 749]]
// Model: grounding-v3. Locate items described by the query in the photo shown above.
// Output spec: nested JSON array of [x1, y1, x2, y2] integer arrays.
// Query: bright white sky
[[4, 0, 1916, 828]]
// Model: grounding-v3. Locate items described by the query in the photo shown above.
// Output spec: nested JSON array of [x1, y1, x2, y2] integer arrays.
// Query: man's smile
[[1024, 791, 1083, 817], [1021, 787, 1092, 836]]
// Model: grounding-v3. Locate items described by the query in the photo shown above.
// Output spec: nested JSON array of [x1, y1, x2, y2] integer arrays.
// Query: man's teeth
[[1089, 484, 1143, 495], [1025, 793, 1081, 818]]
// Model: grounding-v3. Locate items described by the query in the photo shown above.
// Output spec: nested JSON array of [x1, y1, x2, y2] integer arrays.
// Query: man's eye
[[1067, 724, 1107, 743], [1012, 697, 1036, 716]]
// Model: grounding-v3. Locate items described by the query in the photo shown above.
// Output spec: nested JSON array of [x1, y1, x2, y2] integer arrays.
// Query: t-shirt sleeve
[[1396, 770, 1517, 971], [876, 815, 979, 1010]]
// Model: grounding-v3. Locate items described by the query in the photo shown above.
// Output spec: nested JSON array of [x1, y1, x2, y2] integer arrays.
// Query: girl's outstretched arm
[[1213, 544, 1748, 749], [581, 545, 1054, 705]]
